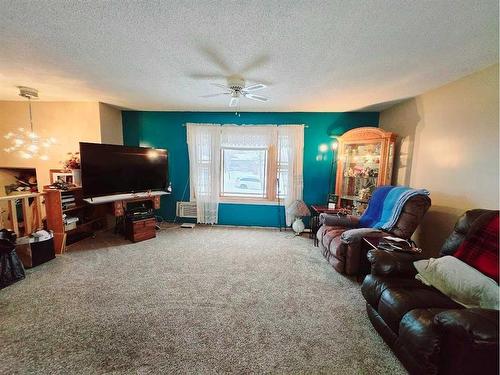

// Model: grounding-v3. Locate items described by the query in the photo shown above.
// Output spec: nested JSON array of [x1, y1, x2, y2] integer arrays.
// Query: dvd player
[[125, 208, 155, 221]]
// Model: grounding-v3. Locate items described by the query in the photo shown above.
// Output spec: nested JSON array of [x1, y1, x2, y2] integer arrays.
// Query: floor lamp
[[328, 138, 339, 207]]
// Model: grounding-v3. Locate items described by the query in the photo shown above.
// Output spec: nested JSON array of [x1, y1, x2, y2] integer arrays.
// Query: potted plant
[[62, 152, 81, 186]]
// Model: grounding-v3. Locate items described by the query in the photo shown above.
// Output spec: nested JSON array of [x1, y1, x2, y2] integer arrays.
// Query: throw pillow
[[414, 256, 499, 310], [453, 213, 499, 283]]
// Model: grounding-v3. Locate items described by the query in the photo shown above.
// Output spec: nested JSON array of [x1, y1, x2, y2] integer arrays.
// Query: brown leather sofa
[[317, 194, 431, 275], [361, 209, 499, 375]]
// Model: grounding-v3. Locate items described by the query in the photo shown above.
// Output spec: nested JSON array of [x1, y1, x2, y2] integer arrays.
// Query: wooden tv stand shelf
[[45, 190, 169, 250], [44, 187, 108, 254], [113, 195, 161, 217], [83, 191, 168, 216]]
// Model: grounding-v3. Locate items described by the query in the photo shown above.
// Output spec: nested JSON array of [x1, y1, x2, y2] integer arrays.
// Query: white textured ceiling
[[0, 0, 498, 111]]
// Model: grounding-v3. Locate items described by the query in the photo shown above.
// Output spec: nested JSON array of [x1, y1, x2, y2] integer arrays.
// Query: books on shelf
[[63, 215, 79, 231], [61, 193, 77, 210], [65, 217, 79, 224], [61, 193, 76, 206]]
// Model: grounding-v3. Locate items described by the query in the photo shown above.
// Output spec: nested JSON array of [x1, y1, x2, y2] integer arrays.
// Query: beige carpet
[[0, 226, 405, 374]]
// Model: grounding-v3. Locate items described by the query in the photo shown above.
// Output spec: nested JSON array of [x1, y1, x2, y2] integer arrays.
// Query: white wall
[[0, 101, 123, 189], [379, 64, 499, 254], [99, 103, 123, 145], [0, 101, 102, 188]]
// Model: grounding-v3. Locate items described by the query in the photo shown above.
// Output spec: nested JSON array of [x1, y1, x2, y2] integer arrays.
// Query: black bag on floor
[[0, 229, 25, 289]]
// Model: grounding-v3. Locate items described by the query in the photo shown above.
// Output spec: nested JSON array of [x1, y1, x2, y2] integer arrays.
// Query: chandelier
[[3, 86, 56, 160]]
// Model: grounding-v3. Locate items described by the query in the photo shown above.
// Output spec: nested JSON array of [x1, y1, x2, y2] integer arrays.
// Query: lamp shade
[[286, 200, 311, 217]]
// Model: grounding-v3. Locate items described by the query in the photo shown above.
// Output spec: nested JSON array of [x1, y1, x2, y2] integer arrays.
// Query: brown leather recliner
[[361, 209, 499, 375], [316, 194, 431, 275]]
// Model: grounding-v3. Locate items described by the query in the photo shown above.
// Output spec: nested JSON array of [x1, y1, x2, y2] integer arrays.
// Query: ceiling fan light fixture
[[201, 75, 269, 108], [18, 86, 39, 100], [229, 97, 239, 107]]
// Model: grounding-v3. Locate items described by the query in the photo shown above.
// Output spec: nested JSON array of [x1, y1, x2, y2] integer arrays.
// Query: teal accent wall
[[122, 111, 379, 227]]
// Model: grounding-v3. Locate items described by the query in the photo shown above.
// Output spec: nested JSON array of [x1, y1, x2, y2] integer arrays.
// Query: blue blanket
[[359, 186, 430, 231], [359, 186, 394, 228]]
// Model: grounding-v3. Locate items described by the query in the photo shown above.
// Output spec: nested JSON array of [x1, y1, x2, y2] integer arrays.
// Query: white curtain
[[186, 123, 221, 224], [221, 125, 277, 148], [278, 125, 304, 226]]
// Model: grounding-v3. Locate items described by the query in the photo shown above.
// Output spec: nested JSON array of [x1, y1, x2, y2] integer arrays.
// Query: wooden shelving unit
[[44, 187, 107, 254], [62, 204, 87, 213]]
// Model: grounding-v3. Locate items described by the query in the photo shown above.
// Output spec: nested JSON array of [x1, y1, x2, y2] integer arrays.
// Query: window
[[217, 127, 303, 203], [185, 124, 304, 205], [187, 123, 303, 224], [221, 147, 269, 199]]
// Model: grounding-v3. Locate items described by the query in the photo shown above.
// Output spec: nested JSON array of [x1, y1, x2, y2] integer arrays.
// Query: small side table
[[310, 205, 342, 246], [360, 236, 388, 278], [360, 236, 423, 280]]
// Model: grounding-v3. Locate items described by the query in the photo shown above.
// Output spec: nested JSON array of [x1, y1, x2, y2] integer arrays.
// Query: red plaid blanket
[[454, 212, 499, 283]]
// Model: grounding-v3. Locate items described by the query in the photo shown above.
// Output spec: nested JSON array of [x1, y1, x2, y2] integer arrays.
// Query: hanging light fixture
[[3, 86, 56, 160]]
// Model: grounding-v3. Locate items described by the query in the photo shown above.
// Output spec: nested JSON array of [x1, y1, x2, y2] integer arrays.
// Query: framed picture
[[50, 169, 73, 184], [327, 193, 338, 209]]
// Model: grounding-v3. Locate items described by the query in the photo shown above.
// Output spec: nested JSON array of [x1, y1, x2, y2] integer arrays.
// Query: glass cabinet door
[[341, 141, 382, 203]]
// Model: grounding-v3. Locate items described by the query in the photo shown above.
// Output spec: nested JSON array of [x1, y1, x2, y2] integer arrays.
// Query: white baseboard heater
[[176, 201, 197, 218]]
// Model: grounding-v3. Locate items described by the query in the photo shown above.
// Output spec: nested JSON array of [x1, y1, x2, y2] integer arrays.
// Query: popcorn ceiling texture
[[0, 1, 497, 111], [0, 226, 404, 374]]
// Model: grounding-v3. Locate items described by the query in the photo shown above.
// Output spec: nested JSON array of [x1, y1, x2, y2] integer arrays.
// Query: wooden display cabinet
[[334, 127, 396, 212]]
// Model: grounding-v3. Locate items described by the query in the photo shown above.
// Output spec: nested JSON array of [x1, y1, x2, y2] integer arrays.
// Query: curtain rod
[[182, 123, 308, 128]]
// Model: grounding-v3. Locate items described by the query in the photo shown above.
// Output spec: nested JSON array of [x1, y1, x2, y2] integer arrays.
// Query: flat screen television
[[80, 142, 168, 198]]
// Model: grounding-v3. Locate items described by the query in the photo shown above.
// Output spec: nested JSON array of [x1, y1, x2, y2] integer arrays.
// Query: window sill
[[219, 198, 281, 206]]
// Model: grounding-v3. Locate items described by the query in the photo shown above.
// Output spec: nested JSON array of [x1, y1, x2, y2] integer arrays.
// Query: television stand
[[95, 192, 171, 244], [83, 191, 169, 205], [84, 191, 168, 215]]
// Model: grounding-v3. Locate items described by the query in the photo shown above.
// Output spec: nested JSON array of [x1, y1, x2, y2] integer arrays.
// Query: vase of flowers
[[62, 152, 81, 186]]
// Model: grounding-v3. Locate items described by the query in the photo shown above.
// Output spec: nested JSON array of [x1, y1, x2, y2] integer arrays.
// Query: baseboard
[[209, 224, 288, 231]]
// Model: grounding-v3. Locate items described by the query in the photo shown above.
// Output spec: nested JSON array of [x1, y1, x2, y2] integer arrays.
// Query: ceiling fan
[[201, 76, 269, 107]]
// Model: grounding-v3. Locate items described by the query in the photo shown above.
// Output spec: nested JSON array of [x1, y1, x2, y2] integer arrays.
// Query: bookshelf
[[44, 187, 107, 254]]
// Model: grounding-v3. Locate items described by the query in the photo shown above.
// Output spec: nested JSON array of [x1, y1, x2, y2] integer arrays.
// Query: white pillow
[[413, 256, 499, 310]]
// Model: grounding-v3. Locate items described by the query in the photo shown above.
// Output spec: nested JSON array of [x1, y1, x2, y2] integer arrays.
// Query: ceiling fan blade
[[244, 77, 272, 86], [240, 54, 270, 75], [198, 46, 232, 74], [244, 93, 269, 102], [243, 83, 266, 92], [229, 97, 239, 107], [200, 92, 231, 98], [210, 83, 229, 90], [189, 73, 227, 80]]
